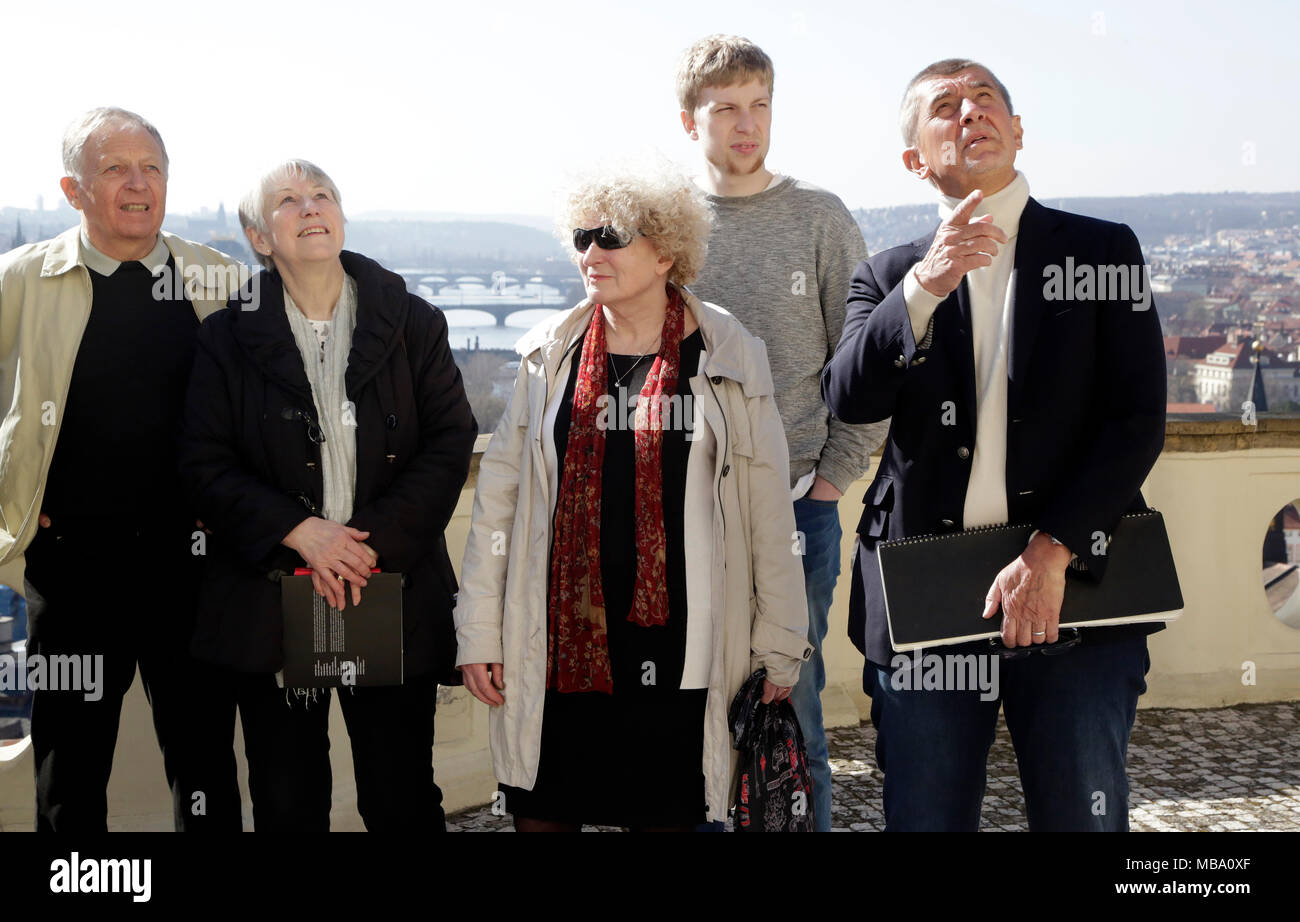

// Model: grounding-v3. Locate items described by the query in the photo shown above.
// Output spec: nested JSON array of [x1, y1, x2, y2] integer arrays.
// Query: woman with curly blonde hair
[[454, 159, 811, 830]]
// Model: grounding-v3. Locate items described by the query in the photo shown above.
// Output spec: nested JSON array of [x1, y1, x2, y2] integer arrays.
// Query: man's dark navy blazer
[[822, 196, 1167, 666]]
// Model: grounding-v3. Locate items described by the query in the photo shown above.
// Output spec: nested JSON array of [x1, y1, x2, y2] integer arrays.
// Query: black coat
[[179, 250, 478, 677], [822, 198, 1167, 665]]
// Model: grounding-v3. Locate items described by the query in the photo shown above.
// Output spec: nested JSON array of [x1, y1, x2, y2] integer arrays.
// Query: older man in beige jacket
[[0, 107, 245, 831]]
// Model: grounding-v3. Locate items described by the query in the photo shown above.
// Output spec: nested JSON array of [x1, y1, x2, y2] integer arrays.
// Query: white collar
[[79, 228, 170, 276]]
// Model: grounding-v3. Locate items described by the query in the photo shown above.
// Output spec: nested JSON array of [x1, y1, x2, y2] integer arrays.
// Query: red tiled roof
[[1165, 335, 1227, 359]]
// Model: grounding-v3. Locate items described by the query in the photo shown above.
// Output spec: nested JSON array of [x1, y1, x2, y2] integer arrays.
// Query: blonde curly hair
[[556, 157, 713, 288]]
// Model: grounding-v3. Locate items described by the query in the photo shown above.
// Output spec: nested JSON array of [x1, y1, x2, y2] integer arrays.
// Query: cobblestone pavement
[[446, 702, 1300, 831]]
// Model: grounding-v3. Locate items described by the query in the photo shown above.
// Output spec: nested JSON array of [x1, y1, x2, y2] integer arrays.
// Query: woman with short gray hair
[[180, 159, 477, 831]]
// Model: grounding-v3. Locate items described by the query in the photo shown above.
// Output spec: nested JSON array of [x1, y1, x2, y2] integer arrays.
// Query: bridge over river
[[392, 269, 575, 326]]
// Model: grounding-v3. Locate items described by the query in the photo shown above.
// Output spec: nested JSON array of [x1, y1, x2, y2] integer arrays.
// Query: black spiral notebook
[[878, 511, 1183, 651], [279, 571, 404, 687]]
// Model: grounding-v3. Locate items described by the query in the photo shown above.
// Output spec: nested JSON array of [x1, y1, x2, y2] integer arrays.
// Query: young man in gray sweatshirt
[[678, 34, 886, 831]]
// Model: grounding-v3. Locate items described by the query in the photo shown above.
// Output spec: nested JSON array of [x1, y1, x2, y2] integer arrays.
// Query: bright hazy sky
[[5, 0, 1295, 218]]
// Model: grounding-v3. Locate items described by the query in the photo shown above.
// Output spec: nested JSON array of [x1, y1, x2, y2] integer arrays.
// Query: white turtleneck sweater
[[902, 171, 1031, 529]]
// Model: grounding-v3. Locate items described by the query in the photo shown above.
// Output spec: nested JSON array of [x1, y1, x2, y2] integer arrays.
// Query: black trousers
[[220, 670, 446, 832], [24, 521, 242, 832]]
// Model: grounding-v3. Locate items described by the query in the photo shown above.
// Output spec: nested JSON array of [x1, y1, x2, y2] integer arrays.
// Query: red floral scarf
[[546, 287, 686, 693]]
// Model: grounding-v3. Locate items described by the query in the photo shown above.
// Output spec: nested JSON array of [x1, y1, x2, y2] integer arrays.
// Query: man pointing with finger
[[823, 59, 1166, 831]]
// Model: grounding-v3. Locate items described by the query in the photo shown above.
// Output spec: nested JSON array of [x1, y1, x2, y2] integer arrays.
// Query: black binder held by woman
[[280, 569, 404, 687], [879, 510, 1183, 652]]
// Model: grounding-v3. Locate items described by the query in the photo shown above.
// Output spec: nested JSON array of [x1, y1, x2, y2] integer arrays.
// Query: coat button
[[941, 518, 955, 529], [721, 464, 730, 476], [957, 446, 970, 460], [711, 376, 722, 385], [912, 355, 927, 365], [385, 413, 398, 430], [894, 355, 906, 368]]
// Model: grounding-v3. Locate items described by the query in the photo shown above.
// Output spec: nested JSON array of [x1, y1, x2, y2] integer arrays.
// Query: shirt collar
[[937, 171, 1030, 239], [79, 227, 170, 276]]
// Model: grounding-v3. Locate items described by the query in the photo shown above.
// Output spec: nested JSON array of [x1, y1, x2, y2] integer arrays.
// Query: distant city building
[[205, 236, 251, 264], [1166, 335, 1227, 362], [1193, 341, 1300, 410]]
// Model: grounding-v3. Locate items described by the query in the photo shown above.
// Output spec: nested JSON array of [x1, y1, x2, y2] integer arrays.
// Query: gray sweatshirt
[[688, 175, 887, 493]]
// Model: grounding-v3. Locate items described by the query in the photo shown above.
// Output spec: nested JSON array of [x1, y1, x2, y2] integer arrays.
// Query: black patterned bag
[[729, 668, 816, 832]]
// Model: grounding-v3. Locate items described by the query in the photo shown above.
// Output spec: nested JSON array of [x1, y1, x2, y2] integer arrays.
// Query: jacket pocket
[[857, 475, 895, 541]]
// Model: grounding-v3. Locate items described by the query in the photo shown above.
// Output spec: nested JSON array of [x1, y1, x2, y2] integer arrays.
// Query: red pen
[[293, 568, 382, 576]]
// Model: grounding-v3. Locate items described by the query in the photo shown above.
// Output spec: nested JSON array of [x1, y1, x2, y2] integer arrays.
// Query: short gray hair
[[238, 159, 345, 270], [62, 107, 169, 183], [899, 59, 1013, 147]]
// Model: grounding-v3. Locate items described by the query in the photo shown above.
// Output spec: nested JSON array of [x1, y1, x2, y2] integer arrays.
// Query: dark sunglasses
[[572, 226, 630, 252], [988, 627, 1082, 660]]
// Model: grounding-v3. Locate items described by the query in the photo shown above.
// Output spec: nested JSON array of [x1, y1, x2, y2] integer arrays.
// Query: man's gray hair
[[238, 159, 345, 270], [899, 59, 1013, 147], [62, 107, 169, 183]]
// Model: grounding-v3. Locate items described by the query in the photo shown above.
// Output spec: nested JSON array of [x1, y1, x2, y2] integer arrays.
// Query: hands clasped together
[[283, 517, 378, 610]]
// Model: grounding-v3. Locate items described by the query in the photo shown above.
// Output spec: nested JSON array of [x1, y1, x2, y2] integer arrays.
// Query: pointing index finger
[[947, 189, 984, 226]]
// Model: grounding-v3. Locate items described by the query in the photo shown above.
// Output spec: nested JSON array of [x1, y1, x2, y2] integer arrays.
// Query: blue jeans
[[865, 635, 1150, 831], [788, 496, 842, 832], [0, 585, 32, 740]]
